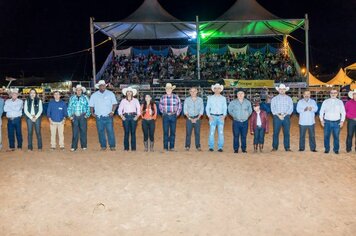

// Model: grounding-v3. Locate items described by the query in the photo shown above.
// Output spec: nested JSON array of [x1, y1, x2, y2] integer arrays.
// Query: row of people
[[0, 82, 355, 154]]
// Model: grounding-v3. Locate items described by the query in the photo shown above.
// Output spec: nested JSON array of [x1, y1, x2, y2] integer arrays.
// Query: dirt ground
[[0, 116, 355, 236]]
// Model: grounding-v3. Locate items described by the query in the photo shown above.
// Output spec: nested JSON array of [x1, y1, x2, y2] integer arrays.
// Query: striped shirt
[[159, 94, 182, 115], [271, 94, 293, 115], [67, 95, 91, 117]]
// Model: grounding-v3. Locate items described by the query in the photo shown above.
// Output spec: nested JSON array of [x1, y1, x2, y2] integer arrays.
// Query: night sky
[[0, 0, 355, 84]]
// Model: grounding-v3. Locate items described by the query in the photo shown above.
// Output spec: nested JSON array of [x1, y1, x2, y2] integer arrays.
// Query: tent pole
[[90, 17, 97, 88], [112, 38, 117, 50], [196, 15, 201, 80], [305, 13, 310, 88]]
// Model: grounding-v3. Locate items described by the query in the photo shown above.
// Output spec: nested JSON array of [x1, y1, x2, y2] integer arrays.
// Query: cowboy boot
[[149, 141, 154, 152], [259, 144, 263, 152], [144, 141, 148, 152]]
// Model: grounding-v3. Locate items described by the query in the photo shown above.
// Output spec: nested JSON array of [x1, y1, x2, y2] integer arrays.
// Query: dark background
[[0, 0, 355, 84]]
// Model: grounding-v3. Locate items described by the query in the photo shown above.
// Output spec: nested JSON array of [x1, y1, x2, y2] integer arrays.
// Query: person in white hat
[[89, 80, 117, 151], [67, 84, 90, 151], [0, 94, 4, 150], [345, 89, 356, 153], [271, 83, 293, 152], [206, 83, 227, 152], [118, 87, 141, 151], [159, 83, 182, 151], [4, 88, 23, 151]]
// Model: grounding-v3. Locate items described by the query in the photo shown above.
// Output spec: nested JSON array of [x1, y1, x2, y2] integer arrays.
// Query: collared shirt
[[319, 98, 346, 122], [67, 95, 91, 117], [47, 99, 68, 122], [345, 99, 356, 119], [296, 98, 318, 126], [256, 111, 262, 126], [206, 95, 227, 116], [24, 99, 43, 119], [228, 98, 252, 121], [159, 94, 182, 115], [89, 90, 118, 116], [118, 98, 141, 116], [271, 94, 293, 115], [0, 98, 4, 116], [4, 98, 23, 118], [183, 96, 204, 117]]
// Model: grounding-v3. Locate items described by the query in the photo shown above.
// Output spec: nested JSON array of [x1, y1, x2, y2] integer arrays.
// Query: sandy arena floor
[[0, 116, 355, 236]]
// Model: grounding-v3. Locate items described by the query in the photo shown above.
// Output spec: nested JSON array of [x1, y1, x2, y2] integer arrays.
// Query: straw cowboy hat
[[211, 83, 224, 92], [348, 89, 356, 99], [95, 80, 107, 89], [8, 88, 20, 95], [122, 86, 137, 96], [165, 83, 176, 90], [73, 84, 86, 93], [275, 83, 290, 91]]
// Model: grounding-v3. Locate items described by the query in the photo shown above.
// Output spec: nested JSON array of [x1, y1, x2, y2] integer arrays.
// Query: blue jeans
[[96, 116, 116, 149], [162, 114, 177, 149], [122, 114, 137, 150], [26, 117, 42, 150], [209, 115, 225, 150], [7, 117, 22, 149], [324, 119, 340, 152], [272, 115, 291, 150], [346, 119, 356, 152], [185, 119, 201, 148], [71, 114, 87, 149], [232, 120, 248, 151], [253, 127, 265, 145], [299, 125, 316, 151]]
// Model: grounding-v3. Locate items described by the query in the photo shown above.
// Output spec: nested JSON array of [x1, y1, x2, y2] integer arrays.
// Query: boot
[[149, 141, 154, 152], [253, 144, 258, 153], [144, 141, 148, 152], [259, 144, 263, 152]]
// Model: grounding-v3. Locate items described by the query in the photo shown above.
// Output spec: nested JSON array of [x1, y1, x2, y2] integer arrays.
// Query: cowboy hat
[[95, 80, 107, 89], [165, 83, 176, 90], [275, 83, 290, 91], [348, 89, 356, 99], [122, 86, 137, 96], [73, 84, 86, 93], [211, 83, 224, 92], [8, 88, 20, 95]]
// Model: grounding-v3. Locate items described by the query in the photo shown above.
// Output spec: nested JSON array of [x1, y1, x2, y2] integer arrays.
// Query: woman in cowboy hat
[[141, 93, 157, 152], [345, 89, 356, 153], [118, 87, 141, 151]]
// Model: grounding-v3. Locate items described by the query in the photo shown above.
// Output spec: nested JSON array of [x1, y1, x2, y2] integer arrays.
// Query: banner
[[114, 47, 132, 57], [171, 46, 188, 56], [275, 82, 307, 88], [228, 45, 247, 55], [22, 87, 44, 94], [119, 84, 150, 90], [224, 79, 274, 88]]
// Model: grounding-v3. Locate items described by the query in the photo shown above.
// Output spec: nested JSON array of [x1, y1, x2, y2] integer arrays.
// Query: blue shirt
[[47, 100, 68, 122], [89, 90, 117, 116], [183, 96, 204, 117], [296, 98, 318, 125], [206, 95, 227, 116], [0, 98, 4, 116], [271, 94, 293, 115], [67, 95, 91, 117], [228, 99, 252, 121]]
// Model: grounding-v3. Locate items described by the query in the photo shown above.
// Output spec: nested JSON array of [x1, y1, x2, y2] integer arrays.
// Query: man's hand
[[340, 121, 344, 128], [109, 111, 114, 117], [220, 116, 225, 121], [92, 113, 97, 118], [304, 107, 308, 112], [121, 115, 126, 121], [134, 116, 139, 121], [321, 120, 324, 127], [250, 132, 254, 135], [308, 106, 313, 111], [208, 116, 213, 122]]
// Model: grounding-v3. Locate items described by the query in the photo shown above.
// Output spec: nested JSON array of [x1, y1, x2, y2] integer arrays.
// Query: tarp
[[345, 63, 356, 73], [327, 68, 354, 86], [308, 72, 327, 86]]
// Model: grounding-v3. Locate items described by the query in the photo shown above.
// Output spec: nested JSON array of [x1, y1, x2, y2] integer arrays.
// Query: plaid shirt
[[271, 94, 293, 115], [159, 94, 182, 115], [67, 95, 91, 117]]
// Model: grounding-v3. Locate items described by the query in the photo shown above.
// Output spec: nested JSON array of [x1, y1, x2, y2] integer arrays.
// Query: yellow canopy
[[327, 68, 353, 86], [345, 63, 356, 73], [308, 72, 326, 86]]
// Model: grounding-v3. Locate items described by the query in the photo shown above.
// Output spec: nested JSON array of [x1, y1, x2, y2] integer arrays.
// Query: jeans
[[96, 116, 116, 149], [142, 119, 155, 142], [272, 115, 291, 150], [209, 115, 225, 150], [346, 119, 356, 152], [162, 114, 177, 150], [122, 114, 137, 150], [253, 127, 265, 145], [232, 120, 248, 151], [7, 117, 22, 149], [185, 119, 201, 148], [26, 117, 42, 150], [71, 114, 87, 149], [299, 125, 316, 151], [324, 119, 340, 152]]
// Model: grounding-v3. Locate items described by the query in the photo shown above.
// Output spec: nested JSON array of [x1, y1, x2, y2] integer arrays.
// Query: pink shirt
[[118, 98, 141, 116], [345, 99, 356, 119]]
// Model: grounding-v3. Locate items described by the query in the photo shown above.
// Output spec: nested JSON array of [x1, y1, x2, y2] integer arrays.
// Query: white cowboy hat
[[165, 83, 176, 90], [348, 89, 356, 99], [211, 83, 224, 92], [122, 86, 137, 96], [8, 88, 20, 95], [275, 83, 290, 92], [95, 80, 107, 89], [73, 84, 86, 93]]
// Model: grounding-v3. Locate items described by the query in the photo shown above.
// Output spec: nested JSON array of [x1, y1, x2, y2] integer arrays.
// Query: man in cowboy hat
[[89, 80, 118, 151], [344, 89, 356, 153], [67, 84, 90, 152], [118, 86, 141, 151], [0, 95, 4, 150], [159, 83, 182, 152], [4, 88, 23, 151], [271, 83, 293, 152], [206, 83, 227, 152], [319, 89, 346, 154]]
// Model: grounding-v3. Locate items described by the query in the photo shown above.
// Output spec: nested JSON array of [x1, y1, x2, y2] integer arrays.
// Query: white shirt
[[4, 98, 23, 118], [256, 111, 262, 126], [24, 99, 43, 120], [319, 98, 346, 122]]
